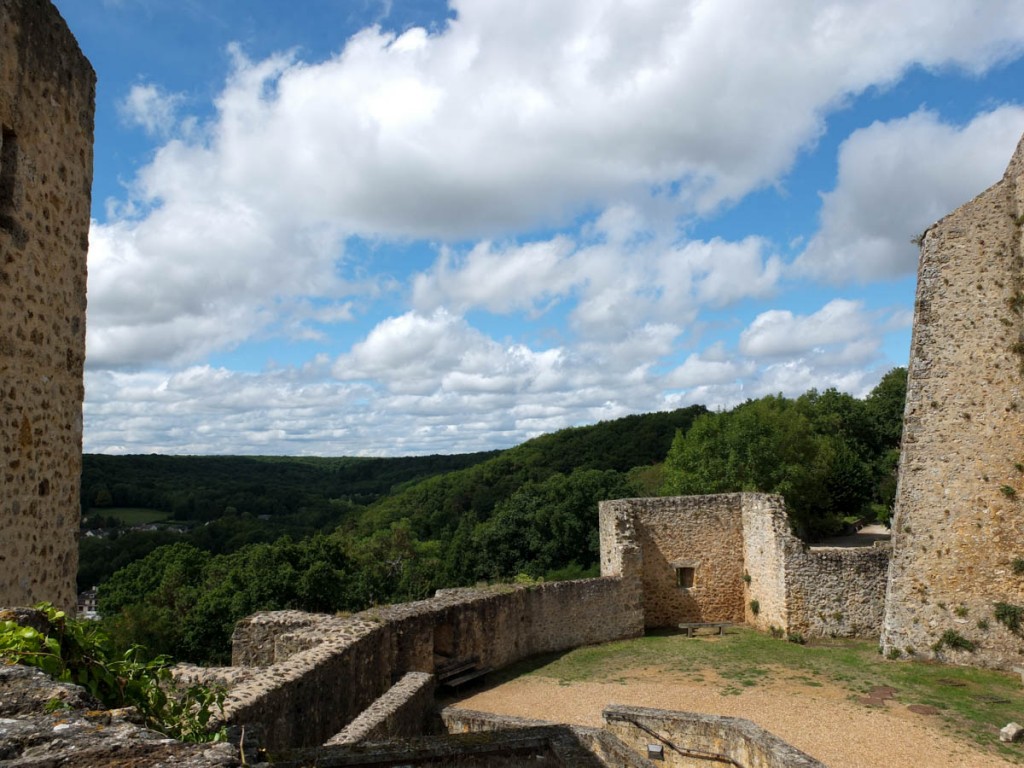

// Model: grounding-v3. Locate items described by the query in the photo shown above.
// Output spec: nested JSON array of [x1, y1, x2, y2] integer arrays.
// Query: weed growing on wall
[[0, 604, 225, 742], [933, 630, 976, 653], [994, 602, 1024, 634]]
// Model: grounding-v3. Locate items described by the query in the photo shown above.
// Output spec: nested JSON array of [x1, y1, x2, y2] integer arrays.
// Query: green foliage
[[457, 469, 639, 583], [98, 535, 358, 663], [994, 603, 1024, 634], [660, 373, 907, 539], [749, 599, 760, 616], [999, 485, 1017, 498], [786, 632, 806, 645], [0, 604, 224, 742], [362, 406, 707, 541], [933, 630, 976, 652], [1012, 558, 1024, 575]]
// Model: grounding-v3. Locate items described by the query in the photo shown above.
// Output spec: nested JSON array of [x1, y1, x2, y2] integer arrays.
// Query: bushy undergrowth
[[0, 604, 224, 743]]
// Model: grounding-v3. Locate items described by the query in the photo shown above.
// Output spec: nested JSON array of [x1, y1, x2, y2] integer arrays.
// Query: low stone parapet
[[326, 671, 435, 745], [603, 704, 827, 768]]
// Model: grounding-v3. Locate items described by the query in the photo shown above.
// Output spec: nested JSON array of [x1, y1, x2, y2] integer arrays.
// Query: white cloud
[[88, 0, 1024, 368], [738, 299, 871, 358], [666, 351, 755, 389], [411, 237, 578, 315], [118, 83, 184, 137], [795, 106, 1024, 282]]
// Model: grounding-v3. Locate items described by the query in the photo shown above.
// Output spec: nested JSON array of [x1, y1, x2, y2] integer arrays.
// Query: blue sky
[[53, 0, 1024, 456]]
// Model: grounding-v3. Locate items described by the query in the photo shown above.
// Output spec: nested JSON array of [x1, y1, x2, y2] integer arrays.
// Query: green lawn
[[492, 627, 1024, 761], [89, 507, 170, 525]]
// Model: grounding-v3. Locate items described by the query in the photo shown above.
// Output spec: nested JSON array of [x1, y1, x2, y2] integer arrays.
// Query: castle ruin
[[5, 0, 1024, 761], [882, 134, 1024, 667], [0, 0, 93, 613]]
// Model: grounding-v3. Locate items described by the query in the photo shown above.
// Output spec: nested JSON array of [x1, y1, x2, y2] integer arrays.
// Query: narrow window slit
[[0, 126, 19, 230]]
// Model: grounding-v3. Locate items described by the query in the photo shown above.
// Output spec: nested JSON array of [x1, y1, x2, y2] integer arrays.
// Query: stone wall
[[789, 546, 889, 639], [224, 578, 643, 750], [0, 0, 94, 613], [742, 495, 889, 638], [600, 495, 746, 627], [601, 494, 888, 639], [882, 133, 1024, 668], [326, 671, 436, 745], [440, 706, 825, 768], [740, 495, 792, 632], [602, 705, 826, 768]]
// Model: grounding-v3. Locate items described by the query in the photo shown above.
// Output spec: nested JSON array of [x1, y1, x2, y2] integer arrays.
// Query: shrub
[[1012, 558, 1024, 576], [932, 630, 976, 653], [749, 599, 760, 616], [786, 632, 806, 645], [0, 604, 225, 742], [995, 602, 1024, 634]]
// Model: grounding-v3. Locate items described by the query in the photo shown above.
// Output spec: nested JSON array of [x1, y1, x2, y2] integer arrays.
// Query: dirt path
[[455, 668, 1015, 768]]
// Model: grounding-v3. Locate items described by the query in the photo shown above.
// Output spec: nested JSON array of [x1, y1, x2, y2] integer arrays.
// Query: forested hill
[[81, 451, 500, 518], [358, 405, 708, 539]]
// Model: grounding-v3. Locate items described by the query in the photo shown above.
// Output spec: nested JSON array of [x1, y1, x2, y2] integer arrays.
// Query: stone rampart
[[1, 0, 94, 612], [883, 133, 1024, 668], [223, 578, 643, 750]]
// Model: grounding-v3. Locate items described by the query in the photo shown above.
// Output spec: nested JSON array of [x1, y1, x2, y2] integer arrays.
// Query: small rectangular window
[[676, 566, 696, 589]]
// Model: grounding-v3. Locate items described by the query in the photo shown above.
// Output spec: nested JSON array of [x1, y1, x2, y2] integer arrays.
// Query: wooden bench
[[678, 622, 730, 638], [435, 655, 492, 689]]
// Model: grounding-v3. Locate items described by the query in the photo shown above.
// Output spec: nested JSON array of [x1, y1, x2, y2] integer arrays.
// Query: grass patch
[[493, 627, 1024, 761], [90, 507, 170, 525]]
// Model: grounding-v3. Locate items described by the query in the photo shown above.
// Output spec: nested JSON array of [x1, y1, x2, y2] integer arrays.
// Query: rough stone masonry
[[0, 0, 94, 612], [882, 132, 1024, 669]]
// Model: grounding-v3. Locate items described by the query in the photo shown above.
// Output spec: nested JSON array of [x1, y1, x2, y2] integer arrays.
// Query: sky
[[51, 0, 1024, 457]]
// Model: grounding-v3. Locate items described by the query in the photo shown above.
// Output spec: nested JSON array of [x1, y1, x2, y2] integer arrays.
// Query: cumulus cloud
[[738, 299, 872, 358], [795, 106, 1024, 282], [118, 83, 184, 137], [88, 0, 1024, 367], [411, 238, 579, 315]]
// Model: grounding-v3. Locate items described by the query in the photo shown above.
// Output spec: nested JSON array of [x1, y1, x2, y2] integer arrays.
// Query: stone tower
[[882, 133, 1024, 668], [0, 0, 94, 612]]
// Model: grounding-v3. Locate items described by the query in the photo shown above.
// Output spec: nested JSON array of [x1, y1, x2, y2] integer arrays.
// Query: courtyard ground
[[451, 628, 1023, 768]]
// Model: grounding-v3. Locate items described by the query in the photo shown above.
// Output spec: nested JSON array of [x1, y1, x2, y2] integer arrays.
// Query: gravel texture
[[456, 669, 1017, 768]]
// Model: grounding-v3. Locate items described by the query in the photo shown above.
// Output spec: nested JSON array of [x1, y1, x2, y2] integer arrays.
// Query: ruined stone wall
[[224, 578, 643, 750], [740, 494, 791, 632], [785, 545, 889, 639], [0, 0, 94, 613], [600, 495, 746, 627], [602, 705, 826, 768], [602, 494, 888, 639], [883, 134, 1024, 668]]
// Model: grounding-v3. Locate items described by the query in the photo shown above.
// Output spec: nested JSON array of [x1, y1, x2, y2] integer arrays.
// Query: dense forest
[[85, 371, 906, 664]]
